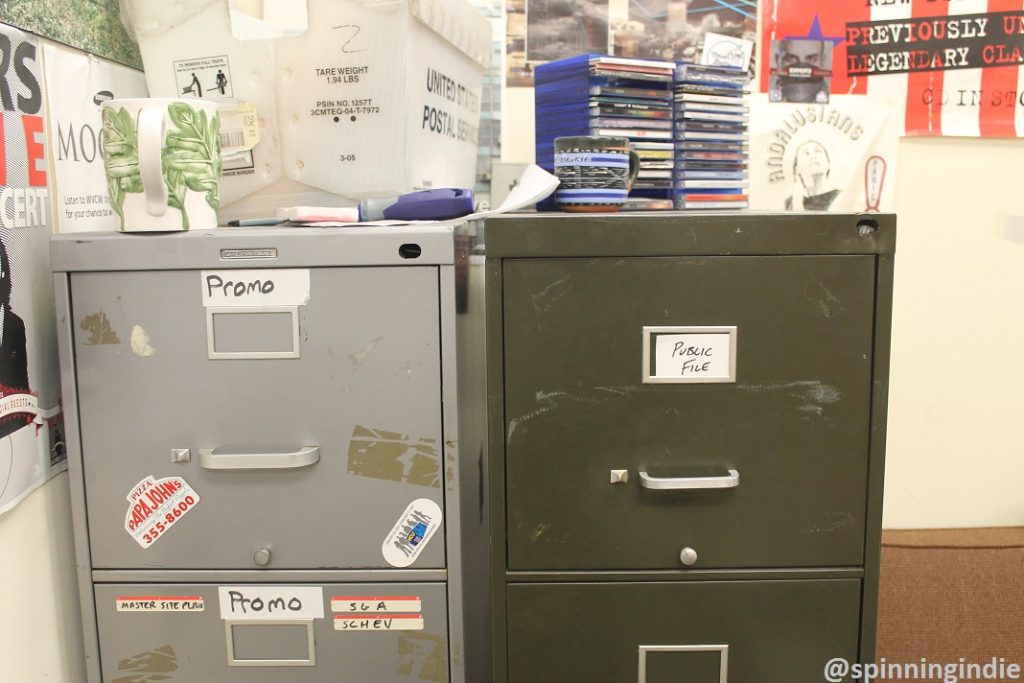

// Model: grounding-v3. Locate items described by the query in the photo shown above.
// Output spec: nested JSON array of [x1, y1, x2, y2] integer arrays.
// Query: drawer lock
[[253, 547, 273, 567]]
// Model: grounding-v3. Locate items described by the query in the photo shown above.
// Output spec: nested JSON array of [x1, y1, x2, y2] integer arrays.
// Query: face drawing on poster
[[786, 139, 839, 211], [770, 39, 831, 104]]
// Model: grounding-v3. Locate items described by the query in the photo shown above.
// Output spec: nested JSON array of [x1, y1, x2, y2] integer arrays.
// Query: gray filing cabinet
[[51, 227, 475, 682], [463, 212, 895, 683]]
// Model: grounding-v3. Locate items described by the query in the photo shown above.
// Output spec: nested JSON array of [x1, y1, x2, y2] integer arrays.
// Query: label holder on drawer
[[642, 326, 737, 384], [206, 306, 301, 360], [638, 644, 729, 683], [225, 620, 316, 667]]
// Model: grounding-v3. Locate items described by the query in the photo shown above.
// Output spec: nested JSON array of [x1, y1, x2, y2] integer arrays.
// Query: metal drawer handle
[[638, 469, 739, 490], [199, 446, 320, 470]]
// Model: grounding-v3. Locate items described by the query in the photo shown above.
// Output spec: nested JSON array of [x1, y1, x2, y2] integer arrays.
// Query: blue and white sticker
[[381, 498, 442, 568]]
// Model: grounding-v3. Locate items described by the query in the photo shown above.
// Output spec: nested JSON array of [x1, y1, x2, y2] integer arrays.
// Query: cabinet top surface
[[481, 211, 896, 258], [50, 225, 456, 272]]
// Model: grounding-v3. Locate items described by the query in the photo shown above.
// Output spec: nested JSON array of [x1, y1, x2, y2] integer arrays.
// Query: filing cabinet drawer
[[506, 579, 861, 683], [71, 266, 445, 570], [503, 256, 875, 570], [94, 583, 450, 682]]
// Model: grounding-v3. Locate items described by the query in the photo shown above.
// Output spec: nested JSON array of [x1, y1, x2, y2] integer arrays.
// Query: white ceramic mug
[[101, 98, 222, 231]]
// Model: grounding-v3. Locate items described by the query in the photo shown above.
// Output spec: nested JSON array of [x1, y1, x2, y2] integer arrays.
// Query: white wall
[[885, 136, 1024, 528], [0, 473, 86, 682], [502, 86, 1024, 529]]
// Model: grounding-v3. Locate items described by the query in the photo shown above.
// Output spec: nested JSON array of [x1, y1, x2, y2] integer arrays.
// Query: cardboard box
[[122, 0, 490, 216]]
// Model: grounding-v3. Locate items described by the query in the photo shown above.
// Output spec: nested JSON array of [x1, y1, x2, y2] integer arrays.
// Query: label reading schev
[[334, 614, 424, 631]]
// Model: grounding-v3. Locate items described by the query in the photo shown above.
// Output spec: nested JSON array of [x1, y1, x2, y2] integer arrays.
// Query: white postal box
[[123, 0, 490, 212]]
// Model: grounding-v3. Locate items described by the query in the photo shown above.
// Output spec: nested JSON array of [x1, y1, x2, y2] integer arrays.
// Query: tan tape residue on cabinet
[[397, 632, 447, 683], [113, 644, 178, 683], [80, 312, 120, 345], [348, 426, 442, 488]]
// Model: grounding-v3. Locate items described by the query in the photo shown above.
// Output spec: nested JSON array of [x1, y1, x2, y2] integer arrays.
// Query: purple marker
[[359, 188, 475, 221]]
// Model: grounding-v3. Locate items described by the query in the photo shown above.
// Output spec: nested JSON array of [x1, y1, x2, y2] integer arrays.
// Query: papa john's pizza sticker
[[381, 498, 442, 568], [124, 475, 201, 548]]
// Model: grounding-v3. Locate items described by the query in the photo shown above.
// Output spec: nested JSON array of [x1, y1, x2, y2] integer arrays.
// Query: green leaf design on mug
[[161, 102, 222, 229], [101, 107, 143, 228]]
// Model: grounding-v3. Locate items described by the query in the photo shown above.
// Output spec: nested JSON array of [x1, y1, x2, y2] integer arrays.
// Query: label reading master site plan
[[116, 596, 205, 612]]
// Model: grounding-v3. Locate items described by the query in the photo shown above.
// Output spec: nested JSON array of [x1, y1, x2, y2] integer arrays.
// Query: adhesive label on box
[[218, 586, 324, 621], [334, 615, 424, 631], [219, 100, 260, 157], [331, 596, 422, 613], [173, 55, 233, 101], [116, 596, 205, 612], [381, 498, 442, 568], [124, 476, 201, 548]]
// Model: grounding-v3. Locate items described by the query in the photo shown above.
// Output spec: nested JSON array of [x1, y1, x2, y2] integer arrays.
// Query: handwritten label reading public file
[[654, 332, 733, 380]]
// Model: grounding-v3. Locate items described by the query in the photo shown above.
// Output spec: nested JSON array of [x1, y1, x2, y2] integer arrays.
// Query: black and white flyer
[[0, 24, 64, 515]]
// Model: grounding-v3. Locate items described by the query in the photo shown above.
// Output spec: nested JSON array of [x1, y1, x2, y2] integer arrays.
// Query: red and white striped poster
[[762, 0, 1024, 136]]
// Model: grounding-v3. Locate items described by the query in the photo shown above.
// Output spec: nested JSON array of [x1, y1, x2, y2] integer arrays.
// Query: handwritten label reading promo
[[200, 269, 310, 307], [654, 333, 733, 380], [218, 586, 324, 621]]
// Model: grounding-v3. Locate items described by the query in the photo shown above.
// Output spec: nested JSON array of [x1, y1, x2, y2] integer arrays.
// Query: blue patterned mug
[[553, 136, 640, 212]]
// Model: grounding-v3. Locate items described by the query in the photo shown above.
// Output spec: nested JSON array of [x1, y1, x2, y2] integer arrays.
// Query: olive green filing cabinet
[[465, 212, 895, 683]]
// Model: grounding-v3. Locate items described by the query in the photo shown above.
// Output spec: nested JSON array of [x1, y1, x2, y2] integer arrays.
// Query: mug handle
[[626, 149, 640, 191], [137, 107, 169, 217]]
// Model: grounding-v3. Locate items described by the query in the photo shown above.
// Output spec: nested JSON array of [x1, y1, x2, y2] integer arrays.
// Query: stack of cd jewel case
[[673, 62, 750, 210], [534, 53, 676, 211]]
